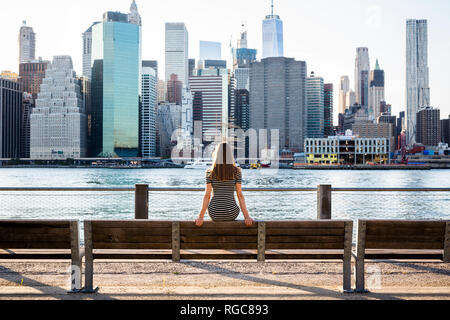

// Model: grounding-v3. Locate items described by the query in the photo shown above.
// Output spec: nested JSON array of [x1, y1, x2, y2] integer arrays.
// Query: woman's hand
[[195, 217, 204, 227], [245, 217, 254, 227]]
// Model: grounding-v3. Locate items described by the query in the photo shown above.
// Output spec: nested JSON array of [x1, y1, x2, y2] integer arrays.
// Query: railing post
[[317, 184, 332, 220], [135, 184, 149, 220]]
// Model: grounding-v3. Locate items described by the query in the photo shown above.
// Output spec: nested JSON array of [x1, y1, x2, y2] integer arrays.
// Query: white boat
[[184, 160, 213, 169]]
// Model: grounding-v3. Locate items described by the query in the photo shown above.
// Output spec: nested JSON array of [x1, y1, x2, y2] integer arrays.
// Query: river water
[[0, 168, 449, 222]]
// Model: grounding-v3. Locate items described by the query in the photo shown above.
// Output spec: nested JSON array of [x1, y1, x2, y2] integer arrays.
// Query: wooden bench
[[0, 220, 82, 292], [354, 220, 450, 293], [83, 220, 353, 293]]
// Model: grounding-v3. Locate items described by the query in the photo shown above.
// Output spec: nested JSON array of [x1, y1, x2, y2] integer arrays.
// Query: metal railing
[[0, 185, 449, 222]]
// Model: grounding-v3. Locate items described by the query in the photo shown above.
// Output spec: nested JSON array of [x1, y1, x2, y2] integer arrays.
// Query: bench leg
[[355, 258, 367, 293], [82, 256, 98, 294], [343, 257, 352, 293]]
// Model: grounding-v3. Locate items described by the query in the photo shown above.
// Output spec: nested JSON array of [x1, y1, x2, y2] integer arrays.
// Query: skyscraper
[[369, 59, 385, 120], [262, 0, 284, 59], [189, 75, 229, 143], [165, 23, 189, 85], [355, 47, 370, 106], [406, 19, 430, 146], [339, 76, 350, 114], [232, 28, 257, 91], [82, 22, 100, 80], [306, 73, 325, 138], [166, 74, 182, 105], [30, 56, 86, 159], [91, 4, 142, 157], [141, 65, 157, 158], [18, 21, 36, 64], [250, 57, 307, 152], [324, 83, 334, 137], [19, 58, 49, 158], [416, 106, 440, 147], [0, 77, 22, 159]]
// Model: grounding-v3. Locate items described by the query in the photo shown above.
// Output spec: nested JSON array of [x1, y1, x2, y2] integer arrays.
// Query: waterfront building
[[91, 5, 142, 157], [19, 59, 50, 158], [199, 41, 221, 61], [250, 57, 307, 152], [166, 74, 182, 105], [19, 21, 36, 64], [352, 122, 395, 154], [441, 116, 450, 145], [416, 106, 441, 147], [189, 75, 229, 143], [406, 19, 430, 146], [235, 89, 250, 131], [141, 65, 157, 158], [262, 0, 284, 58], [305, 135, 389, 165], [306, 73, 324, 138], [0, 78, 22, 158], [379, 101, 391, 115], [324, 83, 334, 137], [30, 56, 87, 159], [368, 59, 385, 120], [355, 47, 370, 106], [339, 76, 350, 115], [165, 23, 189, 85]]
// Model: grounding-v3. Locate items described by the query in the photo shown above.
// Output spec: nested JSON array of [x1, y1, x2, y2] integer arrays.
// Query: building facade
[[140, 66, 157, 158], [324, 83, 334, 137], [82, 22, 100, 80], [166, 74, 182, 105], [0, 78, 22, 158], [441, 116, 450, 145], [189, 75, 228, 143], [250, 57, 307, 152], [368, 59, 385, 120], [406, 19, 430, 146], [91, 7, 142, 157], [354, 47, 370, 106], [30, 56, 87, 159], [339, 76, 350, 115], [19, 21, 36, 64], [305, 135, 389, 165], [306, 73, 324, 138], [416, 106, 440, 147], [165, 23, 189, 85], [262, 2, 284, 59]]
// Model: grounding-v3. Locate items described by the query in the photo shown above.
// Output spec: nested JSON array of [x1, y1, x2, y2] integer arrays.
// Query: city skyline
[[1, 0, 450, 125]]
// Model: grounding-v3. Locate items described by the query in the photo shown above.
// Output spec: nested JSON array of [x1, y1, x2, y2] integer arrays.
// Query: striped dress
[[206, 167, 242, 222]]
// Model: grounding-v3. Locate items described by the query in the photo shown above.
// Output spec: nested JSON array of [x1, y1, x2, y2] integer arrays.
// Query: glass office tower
[[91, 11, 141, 157]]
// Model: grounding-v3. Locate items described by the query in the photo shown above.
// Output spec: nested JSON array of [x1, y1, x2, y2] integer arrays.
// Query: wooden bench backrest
[[179, 221, 258, 250], [265, 221, 350, 250], [361, 220, 448, 250], [89, 221, 173, 250], [0, 220, 76, 250], [87, 220, 353, 251]]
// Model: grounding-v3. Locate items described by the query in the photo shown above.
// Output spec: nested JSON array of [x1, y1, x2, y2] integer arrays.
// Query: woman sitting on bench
[[195, 142, 254, 227]]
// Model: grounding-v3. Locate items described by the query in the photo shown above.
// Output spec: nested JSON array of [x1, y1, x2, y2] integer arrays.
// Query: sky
[[1, 0, 450, 124]]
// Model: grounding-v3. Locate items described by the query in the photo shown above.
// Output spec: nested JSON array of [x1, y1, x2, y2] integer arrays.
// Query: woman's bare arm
[[236, 183, 254, 226], [195, 183, 212, 227]]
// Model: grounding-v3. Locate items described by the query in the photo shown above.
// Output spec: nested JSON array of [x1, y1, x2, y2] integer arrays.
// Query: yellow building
[[307, 153, 338, 165]]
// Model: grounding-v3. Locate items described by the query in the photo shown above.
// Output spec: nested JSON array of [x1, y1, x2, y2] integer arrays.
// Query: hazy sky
[[1, 0, 449, 123]]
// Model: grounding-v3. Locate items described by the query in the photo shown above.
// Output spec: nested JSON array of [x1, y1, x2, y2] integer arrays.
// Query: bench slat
[[92, 227, 172, 237], [266, 221, 346, 228], [365, 241, 444, 250], [266, 236, 344, 244], [93, 242, 172, 250], [0, 241, 72, 250], [0, 233, 71, 242], [366, 225, 445, 237], [93, 234, 171, 244], [91, 221, 173, 228], [181, 243, 257, 250], [180, 236, 257, 244], [180, 222, 258, 229], [181, 228, 258, 236], [267, 243, 344, 250], [266, 228, 345, 236]]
